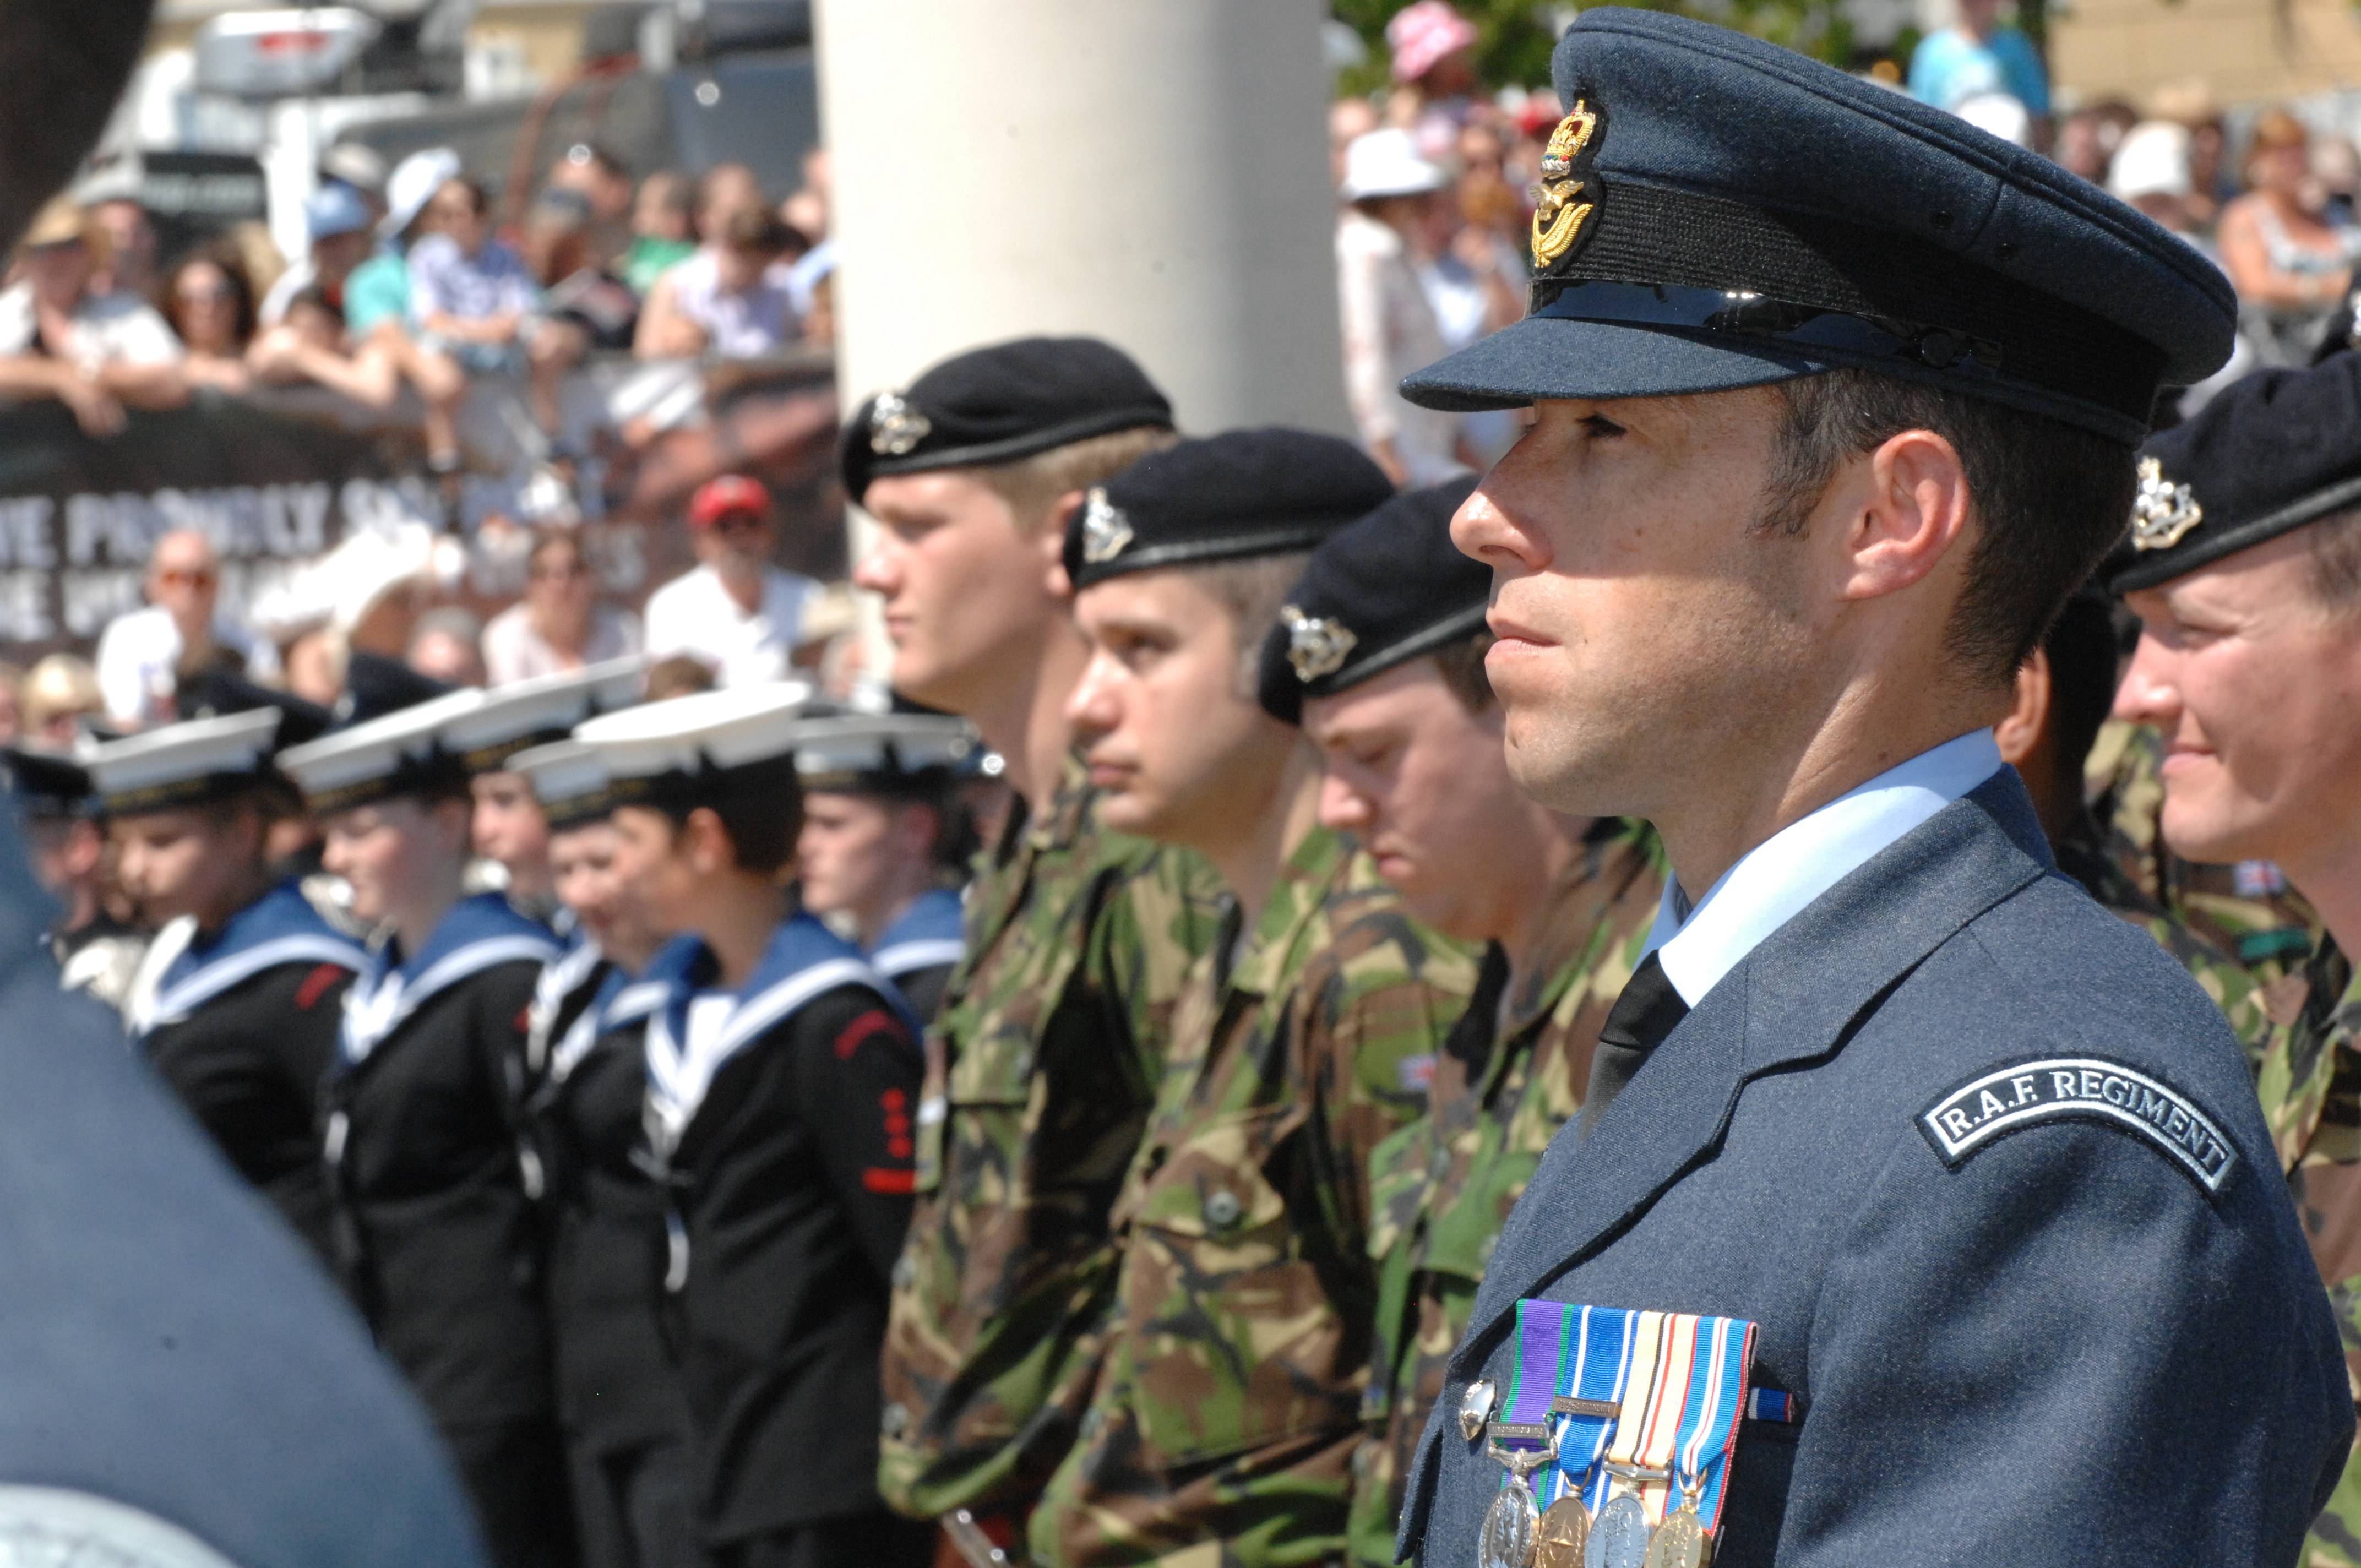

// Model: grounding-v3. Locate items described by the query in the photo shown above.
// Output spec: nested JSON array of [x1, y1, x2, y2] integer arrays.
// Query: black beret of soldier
[[1062, 427, 1396, 592], [1401, 9, 2235, 444], [840, 336, 1174, 503], [2106, 352, 2361, 594], [1, 745, 93, 820], [1256, 476, 1483, 726]]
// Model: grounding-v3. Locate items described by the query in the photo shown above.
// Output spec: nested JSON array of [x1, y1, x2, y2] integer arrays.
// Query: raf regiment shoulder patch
[[868, 390, 932, 456], [1918, 1056, 2239, 1194], [1280, 605, 1357, 683], [1079, 487, 1133, 563], [2129, 456, 2202, 552], [1531, 97, 1606, 270]]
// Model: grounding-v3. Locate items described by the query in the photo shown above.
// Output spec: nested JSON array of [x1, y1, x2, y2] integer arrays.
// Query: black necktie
[[1577, 951, 1691, 1139]]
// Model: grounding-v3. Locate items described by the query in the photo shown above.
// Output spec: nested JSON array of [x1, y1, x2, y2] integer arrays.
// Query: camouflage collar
[[1031, 751, 1100, 857], [1499, 820, 1661, 1041], [1223, 823, 1355, 1001]]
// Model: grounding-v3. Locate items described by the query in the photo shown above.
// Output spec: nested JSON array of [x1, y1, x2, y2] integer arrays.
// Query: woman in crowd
[[159, 247, 258, 396], [249, 286, 400, 408], [2219, 108, 2361, 364], [482, 530, 644, 687]]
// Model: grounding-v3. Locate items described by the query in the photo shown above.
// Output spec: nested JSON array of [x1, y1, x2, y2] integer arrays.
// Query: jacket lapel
[[1451, 771, 2054, 1368]]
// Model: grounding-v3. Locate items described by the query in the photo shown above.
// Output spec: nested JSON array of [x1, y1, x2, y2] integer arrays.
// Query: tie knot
[[1598, 950, 1690, 1056]]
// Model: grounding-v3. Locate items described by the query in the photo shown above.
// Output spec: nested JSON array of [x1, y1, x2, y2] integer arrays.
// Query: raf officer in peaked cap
[[1254, 481, 1669, 1568], [1394, 11, 2351, 1568], [2106, 351, 2361, 1565]]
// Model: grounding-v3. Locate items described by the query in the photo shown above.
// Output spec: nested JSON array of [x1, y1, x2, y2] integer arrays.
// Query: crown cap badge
[[2130, 456, 2202, 552], [868, 391, 932, 456], [1080, 488, 1134, 563], [1281, 605, 1358, 683]]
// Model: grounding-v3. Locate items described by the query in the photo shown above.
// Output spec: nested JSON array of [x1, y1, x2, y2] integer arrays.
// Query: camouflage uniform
[[878, 755, 1223, 1530], [1350, 819, 1666, 1568], [2254, 936, 2361, 1567], [2050, 807, 2276, 1065], [2086, 719, 2317, 973], [1029, 824, 1477, 1568]]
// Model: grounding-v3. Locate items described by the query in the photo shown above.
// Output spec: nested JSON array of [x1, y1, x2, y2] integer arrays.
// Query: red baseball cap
[[688, 474, 771, 528]]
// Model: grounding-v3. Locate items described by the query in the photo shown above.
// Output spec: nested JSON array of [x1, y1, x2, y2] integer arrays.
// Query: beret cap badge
[[1281, 605, 1359, 683], [2130, 456, 2203, 552], [1079, 487, 1134, 564], [868, 391, 932, 456], [1531, 99, 1603, 269]]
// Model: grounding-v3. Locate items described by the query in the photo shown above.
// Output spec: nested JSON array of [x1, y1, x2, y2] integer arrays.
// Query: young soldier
[[90, 704, 365, 1261], [1395, 13, 2346, 1564], [276, 689, 574, 1568], [2107, 352, 2361, 1564], [793, 710, 976, 1020], [846, 337, 1221, 1556], [508, 738, 696, 1568], [576, 685, 931, 1568], [1254, 480, 1668, 1568], [1032, 429, 1476, 1566]]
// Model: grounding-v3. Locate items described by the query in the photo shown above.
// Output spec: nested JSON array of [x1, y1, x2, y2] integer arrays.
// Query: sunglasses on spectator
[[156, 568, 217, 589]]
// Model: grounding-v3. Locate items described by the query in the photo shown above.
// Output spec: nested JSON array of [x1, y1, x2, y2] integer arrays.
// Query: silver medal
[[1478, 1434, 1557, 1568], [1584, 1491, 1652, 1568]]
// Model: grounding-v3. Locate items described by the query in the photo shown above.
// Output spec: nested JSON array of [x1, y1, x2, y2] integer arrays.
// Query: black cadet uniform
[[279, 695, 578, 1568], [576, 690, 931, 1568]]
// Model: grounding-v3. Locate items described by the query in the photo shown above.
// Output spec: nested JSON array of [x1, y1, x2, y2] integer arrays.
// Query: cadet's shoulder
[[1299, 874, 1479, 1011]]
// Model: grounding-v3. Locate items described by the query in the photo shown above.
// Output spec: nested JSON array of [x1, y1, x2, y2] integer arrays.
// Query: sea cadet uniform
[[574, 685, 932, 1567], [2106, 351, 2361, 1567], [2, 743, 149, 1006], [842, 340, 1226, 1550], [1251, 480, 1673, 1568], [278, 692, 577, 1568], [790, 710, 983, 1025], [1030, 431, 1478, 1567], [1389, 13, 2350, 1566], [509, 740, 699, 1568]]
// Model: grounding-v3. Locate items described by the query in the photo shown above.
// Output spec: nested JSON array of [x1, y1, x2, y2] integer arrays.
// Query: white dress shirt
[[1644, 728, 2005, 1007], [640, 563, 816, 689], [94, 606, 282, 727]]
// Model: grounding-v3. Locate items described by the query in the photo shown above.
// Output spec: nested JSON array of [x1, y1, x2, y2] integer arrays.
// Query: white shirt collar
[[1644, 728, 2004, 1007]]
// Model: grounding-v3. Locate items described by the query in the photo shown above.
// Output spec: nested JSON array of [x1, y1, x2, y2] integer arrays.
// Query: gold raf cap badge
[[2129, 456, 2201, 551], [1079, 488, 1134, 563], [1532, 99, 1603, 268], [868, 391, 932, 456], [1281, 606, 1359, 683]]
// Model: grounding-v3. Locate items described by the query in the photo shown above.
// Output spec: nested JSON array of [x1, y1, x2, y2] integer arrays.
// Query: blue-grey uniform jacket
[[0, 816, 487, 1568], [1398, 772, 2351, 1566]]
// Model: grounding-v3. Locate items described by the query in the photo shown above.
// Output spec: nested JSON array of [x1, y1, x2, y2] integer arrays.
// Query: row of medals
[[1464, 1379, 1710, 1568]]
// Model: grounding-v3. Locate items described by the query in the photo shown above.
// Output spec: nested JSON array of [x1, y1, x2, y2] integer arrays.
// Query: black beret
[[177, 667, 336, 751], [1063, 428, 1396, 592], [2, 745, 93, 819], [1403, 9, 2235, 444], [1256, 476, 1484, 725], [840, 336, 1173, 502], [2106, 353, 2361, 594]]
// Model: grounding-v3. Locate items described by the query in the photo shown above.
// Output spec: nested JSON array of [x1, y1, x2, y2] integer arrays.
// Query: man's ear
[[682, 807, 733, 876], [1841, 428, 1974, 605], [1043, 489, 1085, 598], [1994, 646, 2051, 768]]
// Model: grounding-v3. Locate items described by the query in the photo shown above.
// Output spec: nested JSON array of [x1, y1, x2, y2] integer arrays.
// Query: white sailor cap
[[574, 681, 816, 807], [276, 688, 481, 814], [436, 657, 646, 776], [505, 741, 613, 831], [83, 709, 283, 817], [793, 714, 977, 796]]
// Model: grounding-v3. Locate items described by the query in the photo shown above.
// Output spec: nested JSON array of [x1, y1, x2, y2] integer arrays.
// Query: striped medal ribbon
[[1643, 1314, 1758, 1568], [1479, 1299, 1583, 1568], [1585, 1309, 1670, 1568]]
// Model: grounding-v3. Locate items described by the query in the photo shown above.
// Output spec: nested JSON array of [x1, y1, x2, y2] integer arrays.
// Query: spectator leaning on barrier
[[483, 529, 643, 685], [250, 284, 400, 408], [160, 245, 259, 397], [346, 148, 458, 342], [641, 474, 818, 688], [409, 176, 542, 469], [260, 181, 377, 327], [85, 188, 159, 301], [622, 170, 697, 295], [94, 527, 282, 727], [0, 195, 184, 435], [634, 205, 798, 361]]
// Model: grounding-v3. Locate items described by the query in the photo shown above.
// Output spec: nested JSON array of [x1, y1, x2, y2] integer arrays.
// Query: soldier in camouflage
[[847, 339, 1226, 1558], [2106, 351, 2361, 1565], [1250, 478, 1670, 1567], [1993, 586, 2274, 1057], [1033, 431, 1476, 1567]]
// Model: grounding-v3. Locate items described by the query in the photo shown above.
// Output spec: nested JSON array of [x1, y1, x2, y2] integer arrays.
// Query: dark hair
[[1431, 629, 1496, 715], [284, 284, 343, 328], [1185, 553, 1313, 698], [645, 656, 717, 701], [526, 526, 586, 575], [1765, 368, 2139, 688], [650, 758, 802, 876], [440, 176, 491, 217], [2038, 591, 2120, 790], [717, 206, 793, 258], [2306, 507, 2361, 611], [159, 244, 257, 352]]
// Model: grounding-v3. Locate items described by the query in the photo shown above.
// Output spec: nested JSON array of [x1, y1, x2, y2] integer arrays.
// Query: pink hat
[[1388, 1, 1479, 84]]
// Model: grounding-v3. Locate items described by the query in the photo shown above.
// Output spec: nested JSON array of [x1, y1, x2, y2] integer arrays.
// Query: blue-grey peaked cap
[[1402, 10, 2236, 444]]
